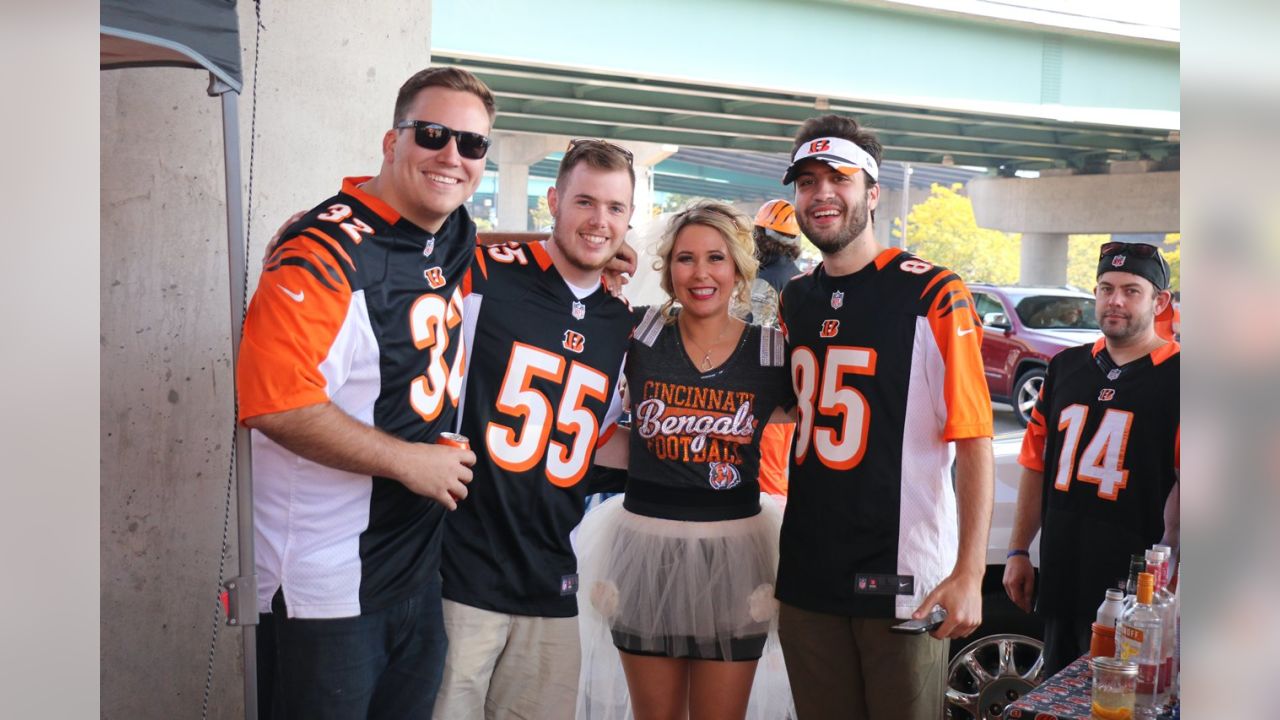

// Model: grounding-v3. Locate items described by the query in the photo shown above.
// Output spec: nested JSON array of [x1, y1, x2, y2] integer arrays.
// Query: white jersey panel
[[895, 316, 960, 618], [252, 291, 378, 618]]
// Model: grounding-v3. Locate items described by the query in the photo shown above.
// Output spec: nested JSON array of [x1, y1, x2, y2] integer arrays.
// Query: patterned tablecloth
[[1006, 655, 1179, 720]]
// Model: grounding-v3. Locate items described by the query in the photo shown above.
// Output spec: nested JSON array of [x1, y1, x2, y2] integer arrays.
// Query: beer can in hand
[[435, 432, 470, 452]]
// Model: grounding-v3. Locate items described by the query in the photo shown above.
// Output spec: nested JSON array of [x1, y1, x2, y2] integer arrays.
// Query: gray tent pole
[[210, 75, 259, 720]]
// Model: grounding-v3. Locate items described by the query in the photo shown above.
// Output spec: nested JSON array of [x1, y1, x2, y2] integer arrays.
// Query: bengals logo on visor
[[562, 330, 585, 354], [808, 139, 831, 153]]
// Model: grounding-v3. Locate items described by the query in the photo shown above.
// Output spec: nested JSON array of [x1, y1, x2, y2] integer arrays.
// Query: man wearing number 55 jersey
[[775, 115, 994, 720], [236, 68, 493, 719], [434, 140, 636, 720], [1004, 243, 1180, 676]]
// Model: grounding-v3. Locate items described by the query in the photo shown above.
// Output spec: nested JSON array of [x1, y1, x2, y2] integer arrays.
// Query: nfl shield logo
[[422, 236, 435, 258], [831, 290, 844, 309], [1107, 368, 1121, 380], [571, 301, 586, 320], [1099, 388, 1116, 401], [1111, 254, 1126, 267]]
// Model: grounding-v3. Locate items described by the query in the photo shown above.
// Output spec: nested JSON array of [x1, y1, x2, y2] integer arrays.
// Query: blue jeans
[[265, 578, 448, 719]]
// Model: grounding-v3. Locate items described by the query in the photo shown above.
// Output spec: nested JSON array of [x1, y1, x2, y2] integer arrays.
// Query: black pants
[[258, 578, 448, 720], [1041, 612, 1092, 677]]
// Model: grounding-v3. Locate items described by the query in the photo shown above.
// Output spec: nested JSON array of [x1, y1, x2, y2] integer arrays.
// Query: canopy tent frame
[[101, 1, 258, 717]]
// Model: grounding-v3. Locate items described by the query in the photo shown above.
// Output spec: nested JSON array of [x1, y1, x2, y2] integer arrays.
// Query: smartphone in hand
[[889, 608, 947, 635]]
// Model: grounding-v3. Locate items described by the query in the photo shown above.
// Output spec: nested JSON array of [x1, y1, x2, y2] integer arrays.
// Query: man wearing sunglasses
[[434, 138, 637, 719], [1004, 241, 1180, 675], [237, 67, 497, 719]]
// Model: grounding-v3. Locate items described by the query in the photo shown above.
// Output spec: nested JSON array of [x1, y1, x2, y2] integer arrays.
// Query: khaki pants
[[778, 602, 948, 720], [434, 600, 580, 720]]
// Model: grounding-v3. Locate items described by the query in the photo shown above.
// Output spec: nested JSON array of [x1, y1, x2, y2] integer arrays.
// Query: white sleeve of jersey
[[598, 353, 629, 442]]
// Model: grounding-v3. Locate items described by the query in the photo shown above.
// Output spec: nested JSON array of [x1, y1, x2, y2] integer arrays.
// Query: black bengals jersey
[[239, 176, 475, 619], [1019, 339, 1180, 619], [623, 308, 793, 522], [776, 248, 992, 619], [442, 241, 632, 617]]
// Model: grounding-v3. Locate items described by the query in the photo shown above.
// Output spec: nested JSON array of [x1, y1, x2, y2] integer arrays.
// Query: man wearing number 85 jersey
[[434, 139, 636, 719], [775, 115, 994, 720], [1004, 243, 1180, 676]]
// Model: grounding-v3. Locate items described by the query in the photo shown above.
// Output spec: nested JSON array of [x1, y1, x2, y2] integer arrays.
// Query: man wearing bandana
[[1004, 242, 1181, 675]]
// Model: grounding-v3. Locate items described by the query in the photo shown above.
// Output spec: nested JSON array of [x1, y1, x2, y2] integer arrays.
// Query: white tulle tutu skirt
[[573, 494, 795, 719]]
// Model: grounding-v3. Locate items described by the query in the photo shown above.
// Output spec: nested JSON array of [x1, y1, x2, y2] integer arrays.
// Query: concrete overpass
[[435, 0, 1180, 280]]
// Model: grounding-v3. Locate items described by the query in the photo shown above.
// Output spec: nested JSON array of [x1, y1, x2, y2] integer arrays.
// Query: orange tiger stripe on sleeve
[[925, 277, 993, 440]]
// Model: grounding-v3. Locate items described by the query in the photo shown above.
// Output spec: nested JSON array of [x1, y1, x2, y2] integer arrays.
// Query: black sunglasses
[[566, 138, 634, 165], [394, 120, 491, 160], [1099, 241, 1160, 260]]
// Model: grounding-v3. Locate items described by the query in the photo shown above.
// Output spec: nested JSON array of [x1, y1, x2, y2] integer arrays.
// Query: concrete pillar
[[614, 141, 677, 234], [490, 133, 561, 231], [100, 2, 431, 718], [1020, 233, 1069, 286]]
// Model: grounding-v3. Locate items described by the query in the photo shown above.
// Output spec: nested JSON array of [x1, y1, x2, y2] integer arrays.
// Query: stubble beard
[[1099, 307, 1154, 344], [799, 197, 870, 256], [551, 224, 613, 274]]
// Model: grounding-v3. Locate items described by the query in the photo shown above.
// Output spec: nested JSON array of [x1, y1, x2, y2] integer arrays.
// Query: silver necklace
[[680, 317, 733, 371]]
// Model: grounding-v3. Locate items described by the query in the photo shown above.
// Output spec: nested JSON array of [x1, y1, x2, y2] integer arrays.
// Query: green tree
[[896, 183, 1021, 284], [529, 196, 553, 231]]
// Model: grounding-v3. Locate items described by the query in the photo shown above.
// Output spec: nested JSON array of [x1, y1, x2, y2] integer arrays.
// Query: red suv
[[969, 285, 1103, 426]]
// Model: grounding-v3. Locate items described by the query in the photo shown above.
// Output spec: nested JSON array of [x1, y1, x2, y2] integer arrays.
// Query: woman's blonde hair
[[653, 200, 759, 324]]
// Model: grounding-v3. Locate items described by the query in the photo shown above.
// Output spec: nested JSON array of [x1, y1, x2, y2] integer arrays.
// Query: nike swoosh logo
[[277, 284, 305, 302], [957, 327, 974, 336]]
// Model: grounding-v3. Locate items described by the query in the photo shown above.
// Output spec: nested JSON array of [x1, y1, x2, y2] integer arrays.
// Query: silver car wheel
[[944, 633, 1045, 719], [1014, 372, 1045, 424]]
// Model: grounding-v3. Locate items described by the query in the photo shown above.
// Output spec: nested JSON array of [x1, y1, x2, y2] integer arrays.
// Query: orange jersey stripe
[[925, 277, 993, 440], [341, 176, 401, 224], [302, 227, 357, 271], [873, 247, 904, 271], [238, 260, 354, 421]]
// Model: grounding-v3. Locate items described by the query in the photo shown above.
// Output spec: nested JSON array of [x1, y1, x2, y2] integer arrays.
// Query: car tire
[[1012, 367, 1046, 427]]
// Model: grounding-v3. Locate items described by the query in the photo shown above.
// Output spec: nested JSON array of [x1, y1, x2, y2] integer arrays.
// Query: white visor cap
[[781, 136, 879, 185]]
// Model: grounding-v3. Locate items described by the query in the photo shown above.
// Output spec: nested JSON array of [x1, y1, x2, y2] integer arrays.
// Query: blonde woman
[[578, 202, 795, 720]]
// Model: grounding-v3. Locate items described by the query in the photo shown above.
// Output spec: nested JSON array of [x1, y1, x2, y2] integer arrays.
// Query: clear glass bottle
[[1117, 572, 1163, 718], [1145, 549, 1175, 706], [1121, 553, 1146, 612]]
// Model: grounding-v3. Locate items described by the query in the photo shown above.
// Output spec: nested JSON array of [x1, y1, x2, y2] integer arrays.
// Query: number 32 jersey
[[443, 242, 631, 617], [777, 248, 992, 619], [1018, 339, 1180, 618], [238, 177, 473, 619]]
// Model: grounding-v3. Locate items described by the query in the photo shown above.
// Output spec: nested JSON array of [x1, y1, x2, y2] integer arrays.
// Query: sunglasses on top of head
[[393, 120, 491, 160], [566, 138, 634, 165], [1098, 241, 1161, 260]]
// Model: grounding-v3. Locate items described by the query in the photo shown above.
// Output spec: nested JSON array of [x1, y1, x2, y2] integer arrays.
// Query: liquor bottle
[[1122, 553, 1147, 612], [1090, 588, 1126, 657], [1145, 549, 1175, 706], [1117, 572, 1163, 719]]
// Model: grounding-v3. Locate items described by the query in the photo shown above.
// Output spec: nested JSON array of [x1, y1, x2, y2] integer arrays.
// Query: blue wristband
[[1006, 549, 1031, 559]]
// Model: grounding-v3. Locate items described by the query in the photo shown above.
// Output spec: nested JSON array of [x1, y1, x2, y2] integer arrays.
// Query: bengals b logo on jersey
[[820, 319, 840, 338], [562, 330, 585, 354], [423, 266, 446, 289]]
